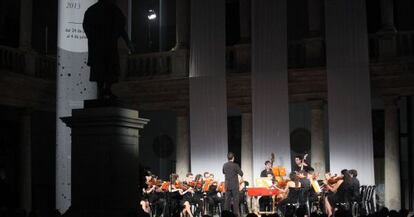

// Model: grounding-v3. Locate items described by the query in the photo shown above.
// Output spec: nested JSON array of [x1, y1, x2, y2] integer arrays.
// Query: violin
[[327, 175, 343, 185], [146, 177, 163, 187]]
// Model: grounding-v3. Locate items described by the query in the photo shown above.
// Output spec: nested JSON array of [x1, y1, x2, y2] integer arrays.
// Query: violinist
[[277, 172, 302, 215], [348, 169, 361, 202], [183, 172, 203, 216], [323, 170, 352, 217], [206, 173, 224, 215], [140, 171, 165, 216], [170, 173, 195, 217]]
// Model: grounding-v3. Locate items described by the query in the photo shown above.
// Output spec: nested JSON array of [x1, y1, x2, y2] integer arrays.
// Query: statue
[[83, 0, 133, 99]]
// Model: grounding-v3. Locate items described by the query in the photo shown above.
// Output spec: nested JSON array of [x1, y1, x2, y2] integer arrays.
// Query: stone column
[[380, 0, 396, 32], [384, 96, 401, 210], [239, 0, 251, 43], [176, 115, 189, 179], [19, 0, 33, 50], [305, 0, 323, 66], [307, 0, 321, 37], [377, 0, 397, 58], [241, 113, 253, 186], [174, 0, 189, 50], [241, 112, 253, 212], [310, 100, 325, 179], [19, 109, 32, 213]]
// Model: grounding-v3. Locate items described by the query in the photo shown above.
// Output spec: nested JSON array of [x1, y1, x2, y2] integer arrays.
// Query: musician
[[204, 172, 210, 179], [348, 169, 361, 202], [140, 171, 165, 216], [260, 160, 273, 177], [277, 172, 302, 216], [183, 172, 203, 216], [223, 152, 244, 217], [259, 160, 274, 211], [323, 170, 352, 217], [170, 173, 195, 217], [206, 173, 224, 215], [293, 154, 313, 173]]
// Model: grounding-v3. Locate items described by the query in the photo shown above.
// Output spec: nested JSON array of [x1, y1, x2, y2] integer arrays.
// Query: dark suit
[[222, 161, 243, 216]]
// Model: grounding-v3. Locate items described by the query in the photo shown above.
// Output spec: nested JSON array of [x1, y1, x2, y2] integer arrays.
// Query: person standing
[[222, 152, 243, 216]]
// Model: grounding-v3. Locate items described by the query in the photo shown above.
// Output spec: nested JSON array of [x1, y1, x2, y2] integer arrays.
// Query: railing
[[1, 31, 414, 79], [127, 51, 172, 77], [0, 45, 25, 74]]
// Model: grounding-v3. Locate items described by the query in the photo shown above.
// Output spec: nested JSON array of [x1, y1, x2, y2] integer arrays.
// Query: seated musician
[[206, 173, 224, 215], [277, 172, 302, 215], [348, 169, 361, 202], [183, 172, 203, 216], [170, 173, 195, 217], [140, 171, 165, 216], [259, 160, 274, 211], [297, 170, 312, 205], [323, 170, 352, 217]]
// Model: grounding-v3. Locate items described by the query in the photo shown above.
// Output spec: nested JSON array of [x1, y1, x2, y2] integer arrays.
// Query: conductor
[[222, 152, 243, 217], [83, 0, 133, 99]]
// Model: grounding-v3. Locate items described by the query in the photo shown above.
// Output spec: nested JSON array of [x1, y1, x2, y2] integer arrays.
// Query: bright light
[[147, 9, 157, 20]]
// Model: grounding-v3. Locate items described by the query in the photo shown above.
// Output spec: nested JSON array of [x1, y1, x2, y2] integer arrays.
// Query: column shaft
[[241, 113, 253, 185], [176, 115, 189, 179], [239, 0, 251, 43], [310, 101, 325, 179], [19, 109, 32, 212], [19, 0, 33, 50], [380, 0, 396, 31], [174, 0, 189, 49], [307, 0, 321, 36], [384, 97, 401, 210]]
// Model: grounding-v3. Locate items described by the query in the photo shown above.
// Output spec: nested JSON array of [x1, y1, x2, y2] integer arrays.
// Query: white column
[[384, 96, 401, 210], [239, 0, 251, 43], [19, 109, 32, 213], [19, 0, 33, 50], [176, 115, 189, 179], [310, 100, 325, 179], [174, 0, 189, 49], [241, 113, 253, 185]]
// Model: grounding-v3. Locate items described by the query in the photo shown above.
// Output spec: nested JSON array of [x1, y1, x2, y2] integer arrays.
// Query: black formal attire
[[222, 161, 243, 216], [259, 169, 273, 211], [293, 164, 314, 173], [83, 1, 127, 85], [350, 177, 361, 202]]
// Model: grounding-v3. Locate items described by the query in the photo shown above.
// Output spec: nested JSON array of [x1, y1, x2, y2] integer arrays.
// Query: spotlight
[[147, 9, 157, 20]]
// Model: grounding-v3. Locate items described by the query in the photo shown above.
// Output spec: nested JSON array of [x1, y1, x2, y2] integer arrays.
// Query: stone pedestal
[[384, 96, 401, 210], [61, 106, 149, 217]]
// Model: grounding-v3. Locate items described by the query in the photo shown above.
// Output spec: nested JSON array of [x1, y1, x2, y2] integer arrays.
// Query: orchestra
[[138, 153, 362, 217]]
